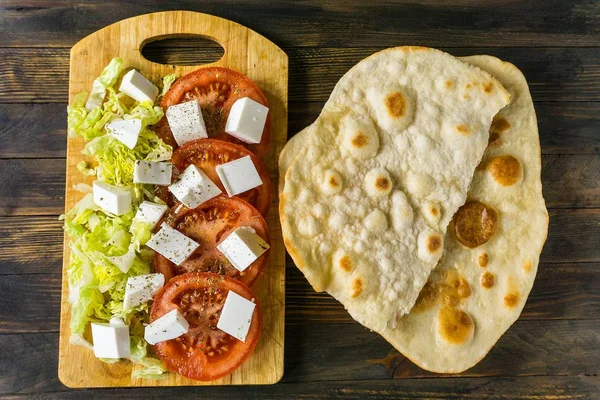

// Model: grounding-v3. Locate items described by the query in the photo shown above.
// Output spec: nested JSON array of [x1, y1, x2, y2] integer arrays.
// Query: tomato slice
[[151, 272, 262, 381], [155, 196, 270, 287], [159, 67, 271, 158], [170, 139, 272, 216]]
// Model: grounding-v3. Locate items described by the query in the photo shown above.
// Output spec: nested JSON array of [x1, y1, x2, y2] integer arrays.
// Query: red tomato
[[159, 67, 271, 159], [170, 139, 272, 216], [155, 196, 270, 287], [151, 272, 262, 381]]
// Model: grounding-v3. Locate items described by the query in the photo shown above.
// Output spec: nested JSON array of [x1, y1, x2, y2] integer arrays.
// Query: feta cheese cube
[[93, 180, 132, 215], [118, 69, 159, 104], [85, 79, 106, 111], [166, 100, 208, 146], [133, 160, 172, 185], [215, 156, 263, 196], [123, 273, 165, 310], [225, 97, 269, 144], [144, 309, 189, 345], [133, 201, 168, 229], [107, 245, 136, 273], [168, 164, 221, 208], [217, 227, 270, 272], [146, 223, 200, 265], [217, 291, 256, 342], [91, 318, 131, 359], [106, 119, 142, 150]]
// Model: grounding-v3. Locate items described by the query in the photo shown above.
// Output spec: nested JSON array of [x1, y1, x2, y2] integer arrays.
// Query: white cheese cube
[[93, 180, 132, 215], [225, 97, 269, 144], [133, 161, 172, 185], [107, 245, 136, 273], [119, 69, 159, 104], [146, 223, 200, 265], [166, 100, 208, 146], [91, 319, 131, 359], [168, 164, 221, 208], [85, 79, 106, 111], [217, 291, 256, 342], [144, 309, 189, 345], [215, 156, 263, 196], [133, 201, 168, 229], [217, 227, 270, 272], [106, 119, 142, 150], [123, 273, 165, 310]]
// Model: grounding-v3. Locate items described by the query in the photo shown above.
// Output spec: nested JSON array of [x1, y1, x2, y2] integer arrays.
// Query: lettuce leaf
[[159, 74, 177, 99], [64, 58, 171, 380], [97, 57, 124, 88]]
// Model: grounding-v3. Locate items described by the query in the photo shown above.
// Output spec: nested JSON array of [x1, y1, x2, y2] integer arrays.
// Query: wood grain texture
[[0, 0, 599, 48], [2, 261, 598, 335], [0, 159, 65, 216], [0, 320, 598, 394], [0, 376, 597, 399], [1, 155, 597, 216], [58, 11, 287, 387], [3, 47, 600, 103], [2, 101, 600, 159]]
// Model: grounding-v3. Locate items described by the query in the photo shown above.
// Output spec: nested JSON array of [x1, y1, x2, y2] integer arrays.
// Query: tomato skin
[[151, 272, 262, 381], [159, 67, 271, 158], [172, 138, 272, 217], [154, 197, 270, 287]]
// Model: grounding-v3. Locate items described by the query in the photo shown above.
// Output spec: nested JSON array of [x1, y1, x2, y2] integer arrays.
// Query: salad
[[63, 58, 272, 381]]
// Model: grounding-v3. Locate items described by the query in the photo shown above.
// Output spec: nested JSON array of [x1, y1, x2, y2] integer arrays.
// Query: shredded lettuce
[[77, 161, 96, 176], [63, 58, 173, 379], [97, 57, 124, 88], [159, 74, 177, 99]]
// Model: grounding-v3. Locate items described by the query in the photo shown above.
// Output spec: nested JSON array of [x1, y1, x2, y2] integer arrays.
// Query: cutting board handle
[[129, 11, 250, 70], [71, 10, 287, 78], [138, 32, 225, 66]]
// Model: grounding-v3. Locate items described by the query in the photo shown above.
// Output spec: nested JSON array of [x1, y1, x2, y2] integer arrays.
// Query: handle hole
[[141, 35, 225, 66]]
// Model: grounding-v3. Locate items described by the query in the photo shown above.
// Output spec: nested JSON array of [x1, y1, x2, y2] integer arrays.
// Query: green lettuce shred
[[63, 58, 173, 379]]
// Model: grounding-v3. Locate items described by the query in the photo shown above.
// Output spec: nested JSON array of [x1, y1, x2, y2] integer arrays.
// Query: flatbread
[[279, 47, 510, 334], [380, 55, 548, 373], [280, 55, 548, 373]]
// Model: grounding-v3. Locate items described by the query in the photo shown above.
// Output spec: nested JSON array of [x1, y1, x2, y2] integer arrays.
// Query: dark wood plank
[[1, 0, 599, 48], [285, 320, 600, 380], [0, 104, 67, 158], [544, 209, 600, 263], [0, 155, 596, 216], [2, 101, 599, 159], [0, 376, 598, 399], [3, 261, 596, 334], [2, 47, 600, 104], [0, 217, 63, 275], [0, 159, 65, 216], [0, 275, 62, 333], [0, 320, 597, 394], [542, 155, 600, 208], [0, 48, 67, 103]]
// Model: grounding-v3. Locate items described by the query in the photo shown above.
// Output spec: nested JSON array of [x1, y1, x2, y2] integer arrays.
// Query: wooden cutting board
[[58, 11, 287, 388]]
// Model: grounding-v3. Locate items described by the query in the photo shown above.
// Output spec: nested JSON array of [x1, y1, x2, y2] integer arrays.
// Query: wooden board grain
[[4, 47, 600, 104], [58, 11, 288, 387]]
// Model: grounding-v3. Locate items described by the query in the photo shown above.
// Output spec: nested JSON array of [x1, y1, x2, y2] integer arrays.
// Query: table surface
[[0, 1, 598, 399]]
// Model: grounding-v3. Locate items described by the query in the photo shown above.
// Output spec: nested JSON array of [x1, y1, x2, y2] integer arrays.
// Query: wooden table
[[0, 1, 598, 398]]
